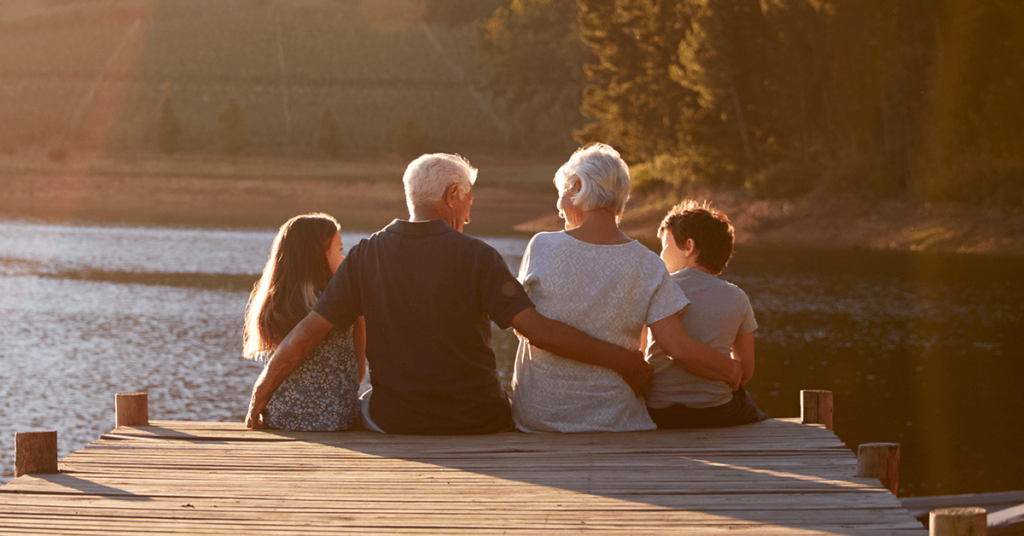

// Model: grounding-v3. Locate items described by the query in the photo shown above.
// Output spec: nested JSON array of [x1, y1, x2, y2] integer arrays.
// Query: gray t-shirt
[[645, 267, 757, 409]]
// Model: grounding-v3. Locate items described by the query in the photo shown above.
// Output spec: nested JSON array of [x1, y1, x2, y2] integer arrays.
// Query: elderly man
[[246, 153, 651, 435]]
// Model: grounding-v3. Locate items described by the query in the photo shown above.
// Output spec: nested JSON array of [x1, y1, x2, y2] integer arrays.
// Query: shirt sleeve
[[645, 260, 690, 326], [738, 292, 758, 334], [313, 241, 364, 330], [480, 242, 534, 330], [517, 235, 534, 282]]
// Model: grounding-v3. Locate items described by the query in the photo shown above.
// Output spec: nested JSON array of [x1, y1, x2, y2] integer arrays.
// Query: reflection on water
[[1, 220, 1021, 498], [728, 246, 1024, 497], [0, 274, 261, 481], [0, 220, 282, 274], [0, 220, 528, 275]]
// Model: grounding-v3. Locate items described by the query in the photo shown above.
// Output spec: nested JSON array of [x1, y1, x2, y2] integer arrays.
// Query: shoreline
[[518, 186, 1024, 257], [3, 155, 1023, 255]]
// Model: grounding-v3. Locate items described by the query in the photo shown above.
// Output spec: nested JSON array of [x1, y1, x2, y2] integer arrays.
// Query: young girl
[[243, 213, 365, 431]]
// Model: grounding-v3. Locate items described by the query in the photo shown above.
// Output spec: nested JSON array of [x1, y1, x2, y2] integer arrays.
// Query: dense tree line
[[567, 0, 1024, 204], [476, 0, 1023, 203]]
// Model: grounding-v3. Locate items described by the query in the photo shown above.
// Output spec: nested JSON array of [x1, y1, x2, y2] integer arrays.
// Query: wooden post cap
[[15, 431, 58, 477], [800, 390, 833, 430], [116, 392, 149, 428], [857, 442, 900, 495], [930, 507, 987, 536]]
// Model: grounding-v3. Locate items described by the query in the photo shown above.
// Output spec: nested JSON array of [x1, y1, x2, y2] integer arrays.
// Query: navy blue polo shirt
[[314, 219, 534, 435]]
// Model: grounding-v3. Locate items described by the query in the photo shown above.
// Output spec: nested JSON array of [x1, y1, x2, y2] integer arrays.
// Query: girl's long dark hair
[[243, 213, 339, 359]]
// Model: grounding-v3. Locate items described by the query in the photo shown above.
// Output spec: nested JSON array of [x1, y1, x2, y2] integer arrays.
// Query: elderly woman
[[512, 144, 742, 433]]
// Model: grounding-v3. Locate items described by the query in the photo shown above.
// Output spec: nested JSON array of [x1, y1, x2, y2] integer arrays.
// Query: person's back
[[243, 213, 363, 432], [645, 201, 767, 428], [512, 232, 679, 433], [323, 219, 521, 435], [511, 144, 700, 434], [646, 268, 753, 409]]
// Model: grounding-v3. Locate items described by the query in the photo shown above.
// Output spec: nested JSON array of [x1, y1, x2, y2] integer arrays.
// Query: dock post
[[857, 442, 900, 495], [929, 507, 987, 536], [116, 392, 149, 428], [800, 389, 833, 430], [14, 431, 58, 477]]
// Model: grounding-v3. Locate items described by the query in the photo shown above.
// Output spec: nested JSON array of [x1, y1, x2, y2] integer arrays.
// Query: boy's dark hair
[[658, 200, 735, 274]]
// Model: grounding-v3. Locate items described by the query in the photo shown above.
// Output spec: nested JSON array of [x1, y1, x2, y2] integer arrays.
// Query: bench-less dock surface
[[0, 418, 925, 535]]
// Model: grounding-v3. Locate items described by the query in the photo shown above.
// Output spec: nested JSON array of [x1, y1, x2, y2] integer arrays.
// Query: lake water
[[1, 219, 1021, 497]]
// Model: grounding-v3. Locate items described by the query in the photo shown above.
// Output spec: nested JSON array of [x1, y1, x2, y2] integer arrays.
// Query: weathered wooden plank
[[103, 419, 833, 442], [0, 503, 912, 518], [901, 490, 1024, 519], [0, 523, 928, 536], [989, 502, 1024, 535], [0, 506, 925, 524], [0, 491, 907, 510], [0, 479, 896, 498], [0, 511, 930, 529], [54, 468, 866, 484]]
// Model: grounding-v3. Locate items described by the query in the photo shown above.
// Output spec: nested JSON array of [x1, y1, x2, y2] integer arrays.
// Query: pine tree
[[675, 0, 780, 176], [477, 0, 585, 151], [575, 0, 701, 162], [218, 98, 249, 156], [762, 0, 831, 156], [158, 94, 182, 156], [318, 108, 343, 159]]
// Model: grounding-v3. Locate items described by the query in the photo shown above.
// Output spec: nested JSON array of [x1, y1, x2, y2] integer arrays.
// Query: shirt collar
[[674, 266, 716, 279], [383, 219, 456, 236]]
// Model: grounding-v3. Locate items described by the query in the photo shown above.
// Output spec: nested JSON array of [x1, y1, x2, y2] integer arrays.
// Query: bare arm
[[354, 316, 367, 384], [245, 311, 334, 429], [732, 331, 755, 386], [510, 307, 652, 396], [648, 313, 742, 391]]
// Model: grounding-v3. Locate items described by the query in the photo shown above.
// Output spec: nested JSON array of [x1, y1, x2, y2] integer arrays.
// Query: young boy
[[643, 200, 768, 428]]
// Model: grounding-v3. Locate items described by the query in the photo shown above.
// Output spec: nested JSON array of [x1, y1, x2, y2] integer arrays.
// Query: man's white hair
[[403, 153, 477, 216], [554, 143, 631, 215]]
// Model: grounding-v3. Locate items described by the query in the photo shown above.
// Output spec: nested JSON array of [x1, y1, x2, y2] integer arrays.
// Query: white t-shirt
[[511, 232, 689, 432], [646, 267, 758, 409]]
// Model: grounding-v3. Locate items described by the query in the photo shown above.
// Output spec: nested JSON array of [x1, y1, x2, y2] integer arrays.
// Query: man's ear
[[443, 183, 460, 207]]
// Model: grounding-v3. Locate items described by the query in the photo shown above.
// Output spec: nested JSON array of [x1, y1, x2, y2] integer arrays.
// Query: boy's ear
[[684, 238, 697, 257]]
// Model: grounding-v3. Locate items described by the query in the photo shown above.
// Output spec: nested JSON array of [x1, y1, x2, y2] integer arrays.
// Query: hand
[[245, 394, 267, 429], [617, 349, 654, 397], [727, 359, 743, 392]]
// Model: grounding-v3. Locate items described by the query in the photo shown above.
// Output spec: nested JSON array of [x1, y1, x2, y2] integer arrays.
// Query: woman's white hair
[[403, 153, 477, 216], [554, 143, 631, 215]]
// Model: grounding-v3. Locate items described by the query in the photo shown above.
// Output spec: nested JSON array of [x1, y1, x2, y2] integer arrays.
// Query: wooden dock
[[0, 412, 927, 534]]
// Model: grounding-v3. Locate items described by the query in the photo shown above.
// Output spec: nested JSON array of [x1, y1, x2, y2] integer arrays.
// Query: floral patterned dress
[[263, 326, 359, 432]]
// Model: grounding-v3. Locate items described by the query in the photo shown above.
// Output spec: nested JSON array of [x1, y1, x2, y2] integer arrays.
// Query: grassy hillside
[[0, 0, 510, 157]]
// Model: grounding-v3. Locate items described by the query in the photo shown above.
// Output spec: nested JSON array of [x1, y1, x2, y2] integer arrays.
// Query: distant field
[[0, 0, 542, 157], [0, 153, 563, 234], [0, 152, 563, 188]]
